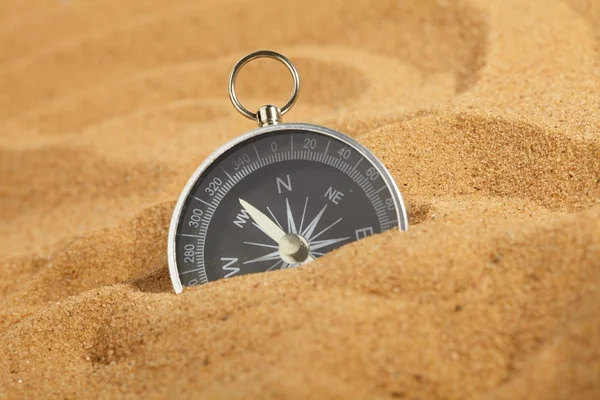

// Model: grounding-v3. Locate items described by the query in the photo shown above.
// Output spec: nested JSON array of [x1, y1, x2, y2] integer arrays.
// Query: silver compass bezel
[[167, 122, 408, 294]]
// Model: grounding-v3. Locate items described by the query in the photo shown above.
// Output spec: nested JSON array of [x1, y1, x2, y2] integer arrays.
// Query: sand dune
[[1, 0, 599, 398]]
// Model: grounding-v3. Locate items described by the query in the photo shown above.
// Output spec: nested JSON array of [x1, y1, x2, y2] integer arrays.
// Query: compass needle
[[168, 51, 407, 291], [239, 198, 286, 243], [252, 222, 268, 236]]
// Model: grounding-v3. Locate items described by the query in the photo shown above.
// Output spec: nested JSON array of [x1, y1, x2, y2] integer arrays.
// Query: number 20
[[303, 138, 316, 149]]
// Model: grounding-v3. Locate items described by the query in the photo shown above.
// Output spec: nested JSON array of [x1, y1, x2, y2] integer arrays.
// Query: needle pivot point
[[279, 233, 310, 264]]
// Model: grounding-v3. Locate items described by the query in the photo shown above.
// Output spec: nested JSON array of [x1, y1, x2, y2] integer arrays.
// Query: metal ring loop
[[228, 50, 300, 121]]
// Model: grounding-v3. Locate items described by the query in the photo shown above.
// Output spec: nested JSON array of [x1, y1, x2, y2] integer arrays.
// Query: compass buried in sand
[[168, 51, 408, 293]]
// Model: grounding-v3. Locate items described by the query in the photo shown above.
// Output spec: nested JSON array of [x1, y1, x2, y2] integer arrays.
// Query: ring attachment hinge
[[256, 105, 282, 126], [228, 50, 300, 126]]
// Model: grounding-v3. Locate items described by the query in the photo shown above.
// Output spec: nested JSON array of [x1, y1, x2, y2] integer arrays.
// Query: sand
[[1, 0, 599, 398]]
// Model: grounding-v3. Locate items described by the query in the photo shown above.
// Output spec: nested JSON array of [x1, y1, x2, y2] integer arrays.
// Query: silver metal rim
[[167, 123, 409, 294], [228, 50, 300, 121]]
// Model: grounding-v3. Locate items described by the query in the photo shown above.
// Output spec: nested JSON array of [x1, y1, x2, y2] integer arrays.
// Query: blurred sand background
[[1, 0, 599, 398]]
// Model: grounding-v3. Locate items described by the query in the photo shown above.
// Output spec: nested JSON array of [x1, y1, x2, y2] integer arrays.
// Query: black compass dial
[[171, 125, 407, 289]]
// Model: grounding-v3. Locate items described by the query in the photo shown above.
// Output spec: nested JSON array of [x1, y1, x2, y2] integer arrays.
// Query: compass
[[168, 51, 408, 293]]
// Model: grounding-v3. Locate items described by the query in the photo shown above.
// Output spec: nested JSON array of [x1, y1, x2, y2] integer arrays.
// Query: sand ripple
[[1, 0, 599, 398]]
